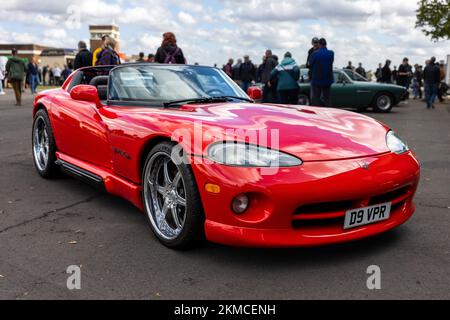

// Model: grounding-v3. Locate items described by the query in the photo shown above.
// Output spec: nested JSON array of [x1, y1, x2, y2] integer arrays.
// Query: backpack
[[164, 47, 180, 64]]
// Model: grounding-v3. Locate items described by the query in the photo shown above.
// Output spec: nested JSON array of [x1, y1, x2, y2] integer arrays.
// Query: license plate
[[344, 202, 391, 229]]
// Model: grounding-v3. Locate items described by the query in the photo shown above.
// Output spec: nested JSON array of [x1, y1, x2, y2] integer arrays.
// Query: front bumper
[[191, 151, 420, 248]]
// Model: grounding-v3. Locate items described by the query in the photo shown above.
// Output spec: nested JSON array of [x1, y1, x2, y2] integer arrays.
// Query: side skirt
[[55, 152, 144, 211], [56, 159, 105, 190]]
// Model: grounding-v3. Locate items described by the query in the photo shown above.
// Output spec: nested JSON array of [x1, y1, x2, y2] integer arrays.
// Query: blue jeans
[[241, 81, 251, 94], [425, 83, 438, 107], [0, 79, 3, 93], [30, 74, 39, 94]]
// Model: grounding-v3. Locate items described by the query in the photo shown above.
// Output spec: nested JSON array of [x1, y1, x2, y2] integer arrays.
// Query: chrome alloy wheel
[[33, 116, 50, 171], [377, 94, 392, 111], [144, 152, 187, 240]]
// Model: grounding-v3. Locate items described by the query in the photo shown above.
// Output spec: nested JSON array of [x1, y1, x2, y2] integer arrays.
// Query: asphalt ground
[[0, 88, 449, 300]]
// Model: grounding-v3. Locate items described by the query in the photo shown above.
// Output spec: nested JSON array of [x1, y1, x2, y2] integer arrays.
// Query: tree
[[416, 0, 450, 41]]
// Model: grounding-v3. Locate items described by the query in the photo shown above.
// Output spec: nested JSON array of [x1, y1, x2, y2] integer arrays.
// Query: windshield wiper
[[163, 97, 230, 107], [214, 96, 254, 103]]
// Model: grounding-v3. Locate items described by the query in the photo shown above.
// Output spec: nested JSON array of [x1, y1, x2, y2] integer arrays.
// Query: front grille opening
[[369, 186, 410, 205], [292, 217, 343, 229], [295, 200, 354, 215]]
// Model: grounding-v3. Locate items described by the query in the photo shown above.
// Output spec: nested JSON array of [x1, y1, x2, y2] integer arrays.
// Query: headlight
[[386, 131, 409, 154], [207, 142, 302, 167]]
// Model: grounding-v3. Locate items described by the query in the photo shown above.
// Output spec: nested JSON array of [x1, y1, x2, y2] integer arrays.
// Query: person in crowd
[[423, 58, 441, 109], [223, 58, 234, 78], [92, 35, 108, 66], [42, 65, 49, 86], [412, 76, 420, 100], [136, 52, 146, 62], [375, 63, 383, 82], [306, 38, 320, 69], [397, 57, 412, 98], [310, 38, 334, 107], [96, 37, 120, 66], [5, 49, 27, 106], [155, 32, 186, 64], [147, 54, 155, 63], [74, 41, 92, 70], [270, 52, 300, 105], [232, 59, 242, 84], [27, 57, 40, 94], [355, 63, 366, 78], [239, 55, 256, 94], [380, 60, 392, 83], [52, 65, 62, 85], [49, 68, 54, 86], [438, 62, 446, 103], [392, 66, 398, 83], [62, 64, 72, 82], [257, 56, 266, 83], [0, 55, 7, 95], [345, 61, 354, 71], [413, 64, 423, 99], [306, 37, 319, 85], [261, 49, 278, 103]]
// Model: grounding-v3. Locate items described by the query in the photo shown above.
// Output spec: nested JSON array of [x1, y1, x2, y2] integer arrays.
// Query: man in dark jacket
[[74, 41, 92, 70], [310, 38, 334, 107], [306, 37, 319, 70], [423, 58, 441, 109], [261, 50, 278, 103], [355, 63, 366, 78], [6, 48, 27, 106], [380, 60, 392, 83], [239, 55, 256, 94]]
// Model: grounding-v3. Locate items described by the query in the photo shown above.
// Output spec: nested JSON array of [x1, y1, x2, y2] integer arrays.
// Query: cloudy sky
[[0, 0, 449, 70]]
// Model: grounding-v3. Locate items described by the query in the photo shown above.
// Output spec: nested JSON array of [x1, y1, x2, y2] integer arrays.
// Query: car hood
[[170, 103, 391, 162], [104, 102, 391, 162]]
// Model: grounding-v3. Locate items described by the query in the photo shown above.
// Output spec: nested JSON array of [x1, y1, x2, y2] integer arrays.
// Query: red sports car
[[32, 64, 420, 249]]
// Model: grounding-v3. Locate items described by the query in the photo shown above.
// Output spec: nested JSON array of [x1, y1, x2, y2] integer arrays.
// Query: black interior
[[89, 76, 109, 101]]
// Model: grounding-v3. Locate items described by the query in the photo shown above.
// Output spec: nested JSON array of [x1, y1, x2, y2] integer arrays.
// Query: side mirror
[[247, 86, 262, 101], [70, 85, 102, 108]]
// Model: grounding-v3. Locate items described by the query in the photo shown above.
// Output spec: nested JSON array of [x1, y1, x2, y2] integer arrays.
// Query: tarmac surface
[[0, 89, 449, 299]]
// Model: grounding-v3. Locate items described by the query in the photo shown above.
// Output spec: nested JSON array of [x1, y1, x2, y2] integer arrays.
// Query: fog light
[[231, 194, 249, 214]]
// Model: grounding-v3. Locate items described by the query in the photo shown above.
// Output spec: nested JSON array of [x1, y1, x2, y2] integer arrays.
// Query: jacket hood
[[280, 57, 296, 66], [9, 57, 23, 62]]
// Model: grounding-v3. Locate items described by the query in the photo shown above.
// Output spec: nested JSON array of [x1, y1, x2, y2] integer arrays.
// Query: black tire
[[142, 141, 205, 249], [297, 93, 310, 106], [32, 109, 59, 178], [372, 93, 394, 113]]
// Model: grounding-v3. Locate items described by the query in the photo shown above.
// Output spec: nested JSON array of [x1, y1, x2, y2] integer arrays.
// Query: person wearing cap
[[270, 52, 300, 105], [306, 37, 319, 70], [5, 48, 27, 106], [309, 38, 334, 107]]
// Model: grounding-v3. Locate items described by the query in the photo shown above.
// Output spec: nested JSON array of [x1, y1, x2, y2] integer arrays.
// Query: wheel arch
[[138, 135, 173, 182], [33, 102, 48, 117]]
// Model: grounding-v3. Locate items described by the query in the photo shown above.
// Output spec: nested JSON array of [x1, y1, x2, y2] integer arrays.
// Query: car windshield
[[343, 69, 369, 82], [109, 65, 248, 104]]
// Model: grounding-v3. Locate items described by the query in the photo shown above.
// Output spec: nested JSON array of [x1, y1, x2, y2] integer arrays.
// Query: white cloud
[[178, 12, 196, 25]]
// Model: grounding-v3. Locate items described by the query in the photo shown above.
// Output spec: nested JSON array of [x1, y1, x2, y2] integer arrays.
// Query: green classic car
[[297, 69, 407, 113]]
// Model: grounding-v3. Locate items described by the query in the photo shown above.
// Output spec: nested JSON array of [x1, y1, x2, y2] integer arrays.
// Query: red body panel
[[33, 87, 421, 247]]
